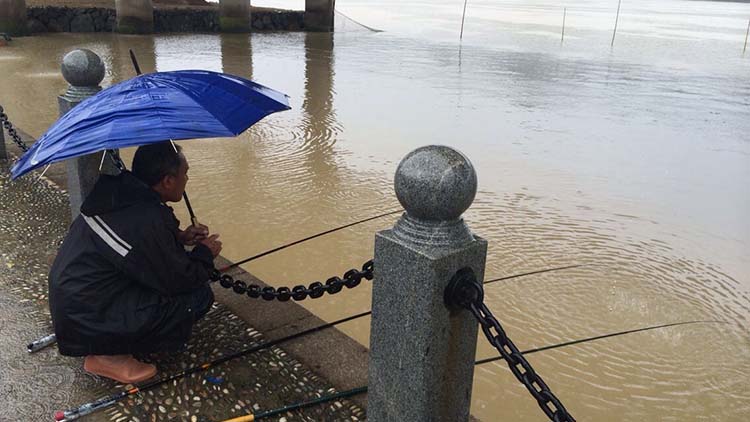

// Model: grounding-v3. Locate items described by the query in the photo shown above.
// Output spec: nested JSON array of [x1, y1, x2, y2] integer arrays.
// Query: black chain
[[0, 105, 29, 153], [209, 259, 374, 302], [446, 268, 576, 422]]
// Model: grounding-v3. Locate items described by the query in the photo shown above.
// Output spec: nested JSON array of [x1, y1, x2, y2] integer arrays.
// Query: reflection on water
[[1, 0, 749, 420]]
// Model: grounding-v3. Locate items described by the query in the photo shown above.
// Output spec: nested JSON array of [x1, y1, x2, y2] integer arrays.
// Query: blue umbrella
[[11, 70, 291, 179]]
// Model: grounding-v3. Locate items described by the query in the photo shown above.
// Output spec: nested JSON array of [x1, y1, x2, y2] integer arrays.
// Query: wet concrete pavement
[[0, 157, 365, 422]]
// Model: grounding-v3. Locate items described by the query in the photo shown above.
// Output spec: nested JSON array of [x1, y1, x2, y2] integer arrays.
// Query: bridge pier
[[0, 0, 26, 36], [305, 0, 335, 32], [220, 0, 252, 32], [115, 0, 154, 34]]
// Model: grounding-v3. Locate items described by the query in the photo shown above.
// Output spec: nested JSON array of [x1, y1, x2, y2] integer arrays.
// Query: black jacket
[[49, 171, 215, 356]]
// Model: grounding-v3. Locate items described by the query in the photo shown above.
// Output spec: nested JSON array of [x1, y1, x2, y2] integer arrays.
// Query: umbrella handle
[[182, 191, 199, 227]]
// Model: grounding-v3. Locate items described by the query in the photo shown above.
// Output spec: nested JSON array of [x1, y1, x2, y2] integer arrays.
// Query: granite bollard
[[59, 49, 118, 220], [367, 145, 487, 422]]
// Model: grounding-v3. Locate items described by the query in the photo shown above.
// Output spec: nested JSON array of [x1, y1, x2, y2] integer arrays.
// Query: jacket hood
[[81, 171, 161, 216]]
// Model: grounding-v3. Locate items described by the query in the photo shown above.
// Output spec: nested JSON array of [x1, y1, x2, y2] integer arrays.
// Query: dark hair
[[132, 141, 183, 187]]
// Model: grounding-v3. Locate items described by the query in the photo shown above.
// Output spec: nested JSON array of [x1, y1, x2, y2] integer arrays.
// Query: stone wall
[[26, 6, 305, 33]]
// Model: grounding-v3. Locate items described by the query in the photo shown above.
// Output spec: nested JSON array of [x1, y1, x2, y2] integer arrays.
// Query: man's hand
[[199, 234, 222, 258], [178, 224, 209, 246]]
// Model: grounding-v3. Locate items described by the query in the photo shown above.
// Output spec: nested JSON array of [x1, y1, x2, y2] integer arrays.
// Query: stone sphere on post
[[61, 49, 105, 88], [60, 49, 104, 101], [393, 145, 477, 247]]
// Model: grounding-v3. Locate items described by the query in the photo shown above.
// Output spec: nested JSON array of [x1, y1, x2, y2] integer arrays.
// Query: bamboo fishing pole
[[562, 7, 567, 43], [611, 0, 622, 47], [460, 0, 469, 41], [743, 18, 749, 55]]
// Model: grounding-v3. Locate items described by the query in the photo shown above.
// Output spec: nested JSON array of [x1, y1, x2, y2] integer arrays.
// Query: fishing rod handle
[[220, 415, 255, 422], [55, 396, 118, 421], [27, 333, 56, 353]]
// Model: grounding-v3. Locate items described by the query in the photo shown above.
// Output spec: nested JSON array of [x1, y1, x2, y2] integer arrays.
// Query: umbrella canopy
[[11, 70, 291, 179]]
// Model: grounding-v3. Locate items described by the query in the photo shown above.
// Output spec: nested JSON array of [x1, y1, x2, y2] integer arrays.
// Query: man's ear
[[161, 174, 175, 189]]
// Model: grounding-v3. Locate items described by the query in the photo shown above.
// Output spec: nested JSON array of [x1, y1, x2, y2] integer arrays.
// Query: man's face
[[161, 153, 189, 203]]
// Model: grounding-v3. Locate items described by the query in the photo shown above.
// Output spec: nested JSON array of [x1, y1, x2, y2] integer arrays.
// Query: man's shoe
[[83, 354, 157, 384]]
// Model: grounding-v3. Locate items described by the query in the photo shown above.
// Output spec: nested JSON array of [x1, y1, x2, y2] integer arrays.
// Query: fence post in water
[[115, 0, 154, 34], [0, 0, 27, 36], [58, 49, 109, 220], [219, 0, 252, 32], [304, 0, 335, 32], [367, 145, 487, 422]]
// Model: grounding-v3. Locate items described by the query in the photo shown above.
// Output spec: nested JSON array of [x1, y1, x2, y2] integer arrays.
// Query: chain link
[[0, 105, 29, 153], [446, 268, 576, 422], [209, 259, 374, 302]]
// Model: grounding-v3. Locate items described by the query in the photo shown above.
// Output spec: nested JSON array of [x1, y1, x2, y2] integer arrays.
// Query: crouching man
[[49, 141, 222, 384]]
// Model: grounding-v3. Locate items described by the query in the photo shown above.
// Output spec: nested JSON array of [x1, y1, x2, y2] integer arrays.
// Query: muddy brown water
[[1, 0, 749, 420]]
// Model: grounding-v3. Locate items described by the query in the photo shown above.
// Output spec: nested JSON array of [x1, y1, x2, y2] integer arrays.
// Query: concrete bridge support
[[367, 146, 485, 422], [305, 0, 335, 32], [0, 0, 26, 36], [220, 0, 252, 33], [115, 0, 154, 34]]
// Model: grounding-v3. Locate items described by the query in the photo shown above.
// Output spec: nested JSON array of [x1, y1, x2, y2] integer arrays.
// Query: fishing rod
[[129, 49, 199, 227], [218, 319, 725, 422], [27, 262, 573, 353], [475, 319, 725, 365], [53, 264, 579, 420], [220, 386, 368, 422], [484, 264, 584, 285], [54, 311, 371, 421], [27, 209, 403, 353], [218, 209, 402, 272]]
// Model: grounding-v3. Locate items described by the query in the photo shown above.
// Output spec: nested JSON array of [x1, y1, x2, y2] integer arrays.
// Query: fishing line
[[475, 320, 726, 365]]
